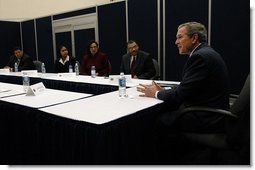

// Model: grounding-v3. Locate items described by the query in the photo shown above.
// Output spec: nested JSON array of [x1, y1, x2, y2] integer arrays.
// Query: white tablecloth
[[40, 87, 163, 124], [0, 72, 180, 87], [0, 82, 25, 98], [0, 82, 92, 108]]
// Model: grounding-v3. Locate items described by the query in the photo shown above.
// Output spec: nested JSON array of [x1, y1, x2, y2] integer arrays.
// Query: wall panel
[[164, 0, 209, 81], [21, 20, 37, 60], [211, 0, 250, 94], [98, 1, 127, 74], [0, 21, 21, 67], [36, 16, 54, 72], [53, 7, 96, 20], [127, 0, 158, 61]]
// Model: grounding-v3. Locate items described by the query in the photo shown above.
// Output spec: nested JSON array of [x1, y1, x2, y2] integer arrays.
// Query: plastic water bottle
[[118, 72, 126, 98], [14, 62, 18, 72], [69, 64, 73, 73], [91, 66, 96, 78], [75, 62, 79, 76], [22, 75, 30, 92], [41, 62, 46, 73]]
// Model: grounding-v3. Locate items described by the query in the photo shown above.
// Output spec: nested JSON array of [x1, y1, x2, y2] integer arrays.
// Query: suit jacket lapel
[[182, 43, 207, 78], [126, 54, 131, 72]]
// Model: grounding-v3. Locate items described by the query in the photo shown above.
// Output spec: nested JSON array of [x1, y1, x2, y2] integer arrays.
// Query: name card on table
[[21, 70, 38, 76], [26, 82, 46, 96], [109, 74, 132, 84], [57, 73, 76, 79]]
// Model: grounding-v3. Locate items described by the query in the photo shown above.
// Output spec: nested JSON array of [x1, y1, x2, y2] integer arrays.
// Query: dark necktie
[[130, 56, 136, 78]]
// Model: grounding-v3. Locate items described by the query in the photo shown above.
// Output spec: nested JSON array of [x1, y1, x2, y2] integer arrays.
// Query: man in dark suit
[[4, 46, 35, 71], [137, 22, 230, 131], [120, 40, 155, 79]]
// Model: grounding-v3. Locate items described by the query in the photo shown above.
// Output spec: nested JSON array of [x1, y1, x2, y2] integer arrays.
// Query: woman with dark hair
[[54, 45, 76, 73], [80, 40, 110, 76]]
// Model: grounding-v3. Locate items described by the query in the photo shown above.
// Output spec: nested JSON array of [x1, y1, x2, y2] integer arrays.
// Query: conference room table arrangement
[[0, 71, 179, 164]]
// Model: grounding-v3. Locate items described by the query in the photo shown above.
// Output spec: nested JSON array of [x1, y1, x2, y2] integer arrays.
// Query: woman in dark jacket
[[80, 40, 110, 76], [54, 45, 76, 73]]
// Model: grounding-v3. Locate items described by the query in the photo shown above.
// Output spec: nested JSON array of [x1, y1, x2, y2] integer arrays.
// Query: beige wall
[[0, 0, 116, 21]]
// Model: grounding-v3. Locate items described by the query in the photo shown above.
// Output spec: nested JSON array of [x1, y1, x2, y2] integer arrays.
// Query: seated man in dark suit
[[138, 22, 230, 132], [137, 21, 230, 164], [120, 40, 155, 79], [4, 46, 35, 71]]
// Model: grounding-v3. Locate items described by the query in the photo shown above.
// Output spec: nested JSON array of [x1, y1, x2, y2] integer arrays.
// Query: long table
[[0, 72, 179, 95], [0, 81, 166, 164], [0, 73, 119, 95]]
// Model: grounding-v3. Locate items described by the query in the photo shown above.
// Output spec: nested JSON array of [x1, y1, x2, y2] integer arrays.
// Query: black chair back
[[33, 60, 43, 72], [152, 59, 160, 80]]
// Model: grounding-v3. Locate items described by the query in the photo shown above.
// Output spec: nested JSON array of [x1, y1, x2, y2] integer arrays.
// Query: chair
[[175, 75, 250, 164], [229, 93, 239, 107], [102, 60, 111, 77], [151, 59, 160, 80], [108, 60, 112, 75], [33, 60, 43, 72]]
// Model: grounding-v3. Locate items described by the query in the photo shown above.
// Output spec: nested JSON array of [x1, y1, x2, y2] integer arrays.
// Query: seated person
[[137, 22, 230, 132], [54, 45, 76, 73], [4, 46, 35, 71], [137, 22, 231, 164], [120, 40, 155, 79], [80, 40, 110, 76]]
